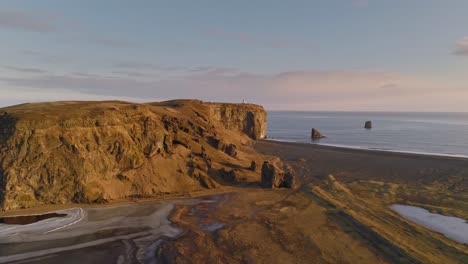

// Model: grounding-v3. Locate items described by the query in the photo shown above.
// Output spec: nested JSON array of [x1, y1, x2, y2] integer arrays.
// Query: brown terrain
[[0, 100, 467, 264], [155, 141, 468, 264], [0, 100, 274, 211]]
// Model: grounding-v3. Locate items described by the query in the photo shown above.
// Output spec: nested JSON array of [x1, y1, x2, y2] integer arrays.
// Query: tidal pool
[[390, 204, 468, 244]]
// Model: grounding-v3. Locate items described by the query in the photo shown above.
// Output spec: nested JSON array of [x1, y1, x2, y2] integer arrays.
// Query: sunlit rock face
[[207, 102, 267, 140], [0, 100, 268, 211]]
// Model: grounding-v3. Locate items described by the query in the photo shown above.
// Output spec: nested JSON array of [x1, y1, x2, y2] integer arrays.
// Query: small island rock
[[311, 128, 325, 139], [365, 121, 372, 129]]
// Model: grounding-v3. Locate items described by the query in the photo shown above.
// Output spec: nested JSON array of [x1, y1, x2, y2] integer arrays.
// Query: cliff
[[207, 103, 267, 140], [0, 100, 268, 211]]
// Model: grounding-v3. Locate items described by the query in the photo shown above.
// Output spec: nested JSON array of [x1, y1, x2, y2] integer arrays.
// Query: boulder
[[365, 121, 372, 129], [219, 168, 237, 182], [261, 160, 296, 189], [224, 144, 238, 157], [250, 160, 257, 171], [311, 128, 325, 139]]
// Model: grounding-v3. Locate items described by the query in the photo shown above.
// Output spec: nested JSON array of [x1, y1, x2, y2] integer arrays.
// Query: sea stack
[[311, 128, 325, 139], [365, 121, 372, 129]]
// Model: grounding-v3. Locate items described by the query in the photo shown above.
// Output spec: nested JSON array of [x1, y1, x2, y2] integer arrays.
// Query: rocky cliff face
[[0, 100, 268, 211], [207, 103, 267, 140]]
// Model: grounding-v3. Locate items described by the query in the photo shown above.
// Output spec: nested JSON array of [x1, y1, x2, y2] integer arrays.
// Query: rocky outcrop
[[207, 103, 267, 140], [365, 121, 372, 129], [223, 144, 238, 158], [261, 160, 296, 189], [0, 100, 268, 211], [250, 161, 257, 171], [311, 128, 325, 139]]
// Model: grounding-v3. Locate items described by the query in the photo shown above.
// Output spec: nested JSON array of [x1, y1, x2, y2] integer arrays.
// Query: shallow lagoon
[[390, 204, 468, 244]]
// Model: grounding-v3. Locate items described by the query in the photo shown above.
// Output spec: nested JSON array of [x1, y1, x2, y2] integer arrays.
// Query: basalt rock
[[0, 100, 268, 211], [219, 168, 237, 182], [250, 160, 257, 171], [224, 144, 238, 158], [311, 128, 325, 139], [261, 160, 296, 189]]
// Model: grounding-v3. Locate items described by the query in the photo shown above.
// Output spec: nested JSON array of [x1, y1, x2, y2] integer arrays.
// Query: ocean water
[[267, 111, 468, 157]]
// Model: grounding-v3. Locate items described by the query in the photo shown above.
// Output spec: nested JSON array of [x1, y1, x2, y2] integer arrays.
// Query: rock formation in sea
[[365, 121, 372, 129], [0, 100, 271, 211], [311, 128, 325, 139]]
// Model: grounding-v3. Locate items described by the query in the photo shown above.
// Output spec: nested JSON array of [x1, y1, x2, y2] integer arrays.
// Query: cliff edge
[[0, 100, 267, 210]]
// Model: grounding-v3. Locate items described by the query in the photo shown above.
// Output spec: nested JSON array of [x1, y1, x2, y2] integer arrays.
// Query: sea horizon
[[267, 110, 468, 158]]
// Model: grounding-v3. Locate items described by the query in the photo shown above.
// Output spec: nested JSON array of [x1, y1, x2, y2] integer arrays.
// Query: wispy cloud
[[0, 9, 55, 33], [453, 37, 468, 56], [3, 66, 47, 74], [113, 62, 239, 76], [111, 70, 155, 78], [71, 72, 103, 78], [0, 9, 135, 49], [2, 68, 465, 111], [20, 50, 69, 64], [114, 62, 182, 71]]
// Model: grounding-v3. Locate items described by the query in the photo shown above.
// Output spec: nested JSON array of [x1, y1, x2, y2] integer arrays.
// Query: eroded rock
[[250, 161, 257, 171], [311, 128, 325, 139], [261, 160, 296, 189], [224, 144, 238, 157]]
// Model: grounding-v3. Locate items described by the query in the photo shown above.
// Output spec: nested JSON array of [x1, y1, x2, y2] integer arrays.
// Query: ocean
[[267, 111, 468, 158]]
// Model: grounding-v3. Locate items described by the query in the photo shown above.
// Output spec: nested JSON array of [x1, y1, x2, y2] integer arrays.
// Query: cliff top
[[0, 100, 265, 122]]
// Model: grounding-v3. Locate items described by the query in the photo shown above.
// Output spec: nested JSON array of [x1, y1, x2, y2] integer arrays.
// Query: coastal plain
[[155, 141, 468, 263], [0, 101, 467, 264]]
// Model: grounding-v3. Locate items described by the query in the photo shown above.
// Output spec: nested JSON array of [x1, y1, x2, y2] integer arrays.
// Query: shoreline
[[265, 138, 468, 161]]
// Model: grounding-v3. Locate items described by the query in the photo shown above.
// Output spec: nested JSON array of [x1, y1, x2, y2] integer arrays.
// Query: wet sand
[[0, 200, 191, 263], [256, 140, 468, 183]]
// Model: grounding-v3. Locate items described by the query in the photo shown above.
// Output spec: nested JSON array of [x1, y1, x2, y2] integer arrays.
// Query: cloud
[[0, 87, 148, 108], [2, 68, 465, 111], [111, 70, 155, 78], [113, 63, 239, 76], [3, 66, 47, 74], [71, 72, 102, 78], [453, 37, 468, 56], [114, 62, 183, 72], [20, 50, 69, 64], [0, 9, 55, 32]]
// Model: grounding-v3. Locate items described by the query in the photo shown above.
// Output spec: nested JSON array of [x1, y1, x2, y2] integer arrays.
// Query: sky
[[0, 0, 467, 111]]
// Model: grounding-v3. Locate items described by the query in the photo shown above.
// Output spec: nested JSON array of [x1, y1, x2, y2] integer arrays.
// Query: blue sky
[[1, 0, 467, 111]]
